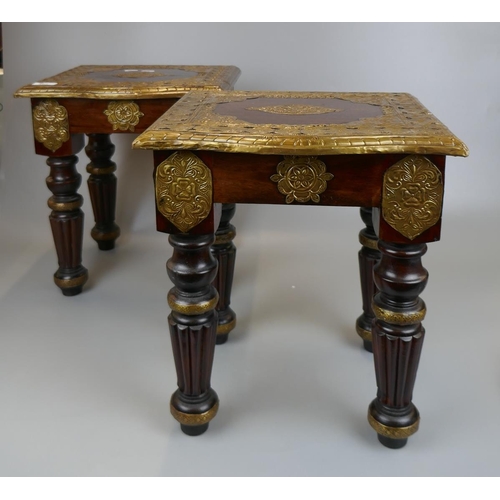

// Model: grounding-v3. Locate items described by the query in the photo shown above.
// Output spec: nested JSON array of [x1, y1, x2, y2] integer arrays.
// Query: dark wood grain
[[369, 240, 428, 448], [212, 203, 237, 345], [85, 134, 120, 250], [356, 207, 380, 352], [167, 233, 219, 436], [46, 155, 88, 296]]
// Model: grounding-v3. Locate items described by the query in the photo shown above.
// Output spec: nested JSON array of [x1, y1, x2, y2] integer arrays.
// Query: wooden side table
[[133, 90, 468, 447], [14, 65, 241, 342]]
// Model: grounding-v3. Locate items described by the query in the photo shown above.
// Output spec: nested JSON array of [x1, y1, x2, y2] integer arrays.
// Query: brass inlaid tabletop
[[14, 65, 241, 100], [132, 90, 468, 156]]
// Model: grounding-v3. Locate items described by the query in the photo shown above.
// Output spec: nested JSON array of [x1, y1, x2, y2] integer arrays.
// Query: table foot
[[86, 134, 121, 250], [378, 435, 407, 449], [369, 240, 427, 448], [170, 389, 219, 436], [356, 208, 380, 350], [212, 203, 237, 344]]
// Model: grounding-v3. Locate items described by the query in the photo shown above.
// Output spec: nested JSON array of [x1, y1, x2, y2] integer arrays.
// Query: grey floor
[[0, 199, 499, 476]]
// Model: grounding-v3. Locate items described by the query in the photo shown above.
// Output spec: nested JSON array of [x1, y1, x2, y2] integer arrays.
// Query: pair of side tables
[[15, 65, 468, 449]]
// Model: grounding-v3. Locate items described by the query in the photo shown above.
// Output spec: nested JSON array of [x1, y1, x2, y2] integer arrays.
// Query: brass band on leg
[[170, 401, 219, 426], [217, 317, 236, 335], [372, 301, 426, 325], [356, 323, 372, 342], [368, 412, 420, 439], [358, 233, 379, 251], [48, 197, 83, 212], [214, 229, 236, 246], [54, 273, 88, 289], [168, 291, 219, 316]]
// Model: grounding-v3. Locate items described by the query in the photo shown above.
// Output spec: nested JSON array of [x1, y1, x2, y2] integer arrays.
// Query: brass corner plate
[[271, 156, 333, 203], [155, 151, 212, 232], [104, 101, 144, 131], [382, 155, 443, 240], [32, 99, 70, 152]]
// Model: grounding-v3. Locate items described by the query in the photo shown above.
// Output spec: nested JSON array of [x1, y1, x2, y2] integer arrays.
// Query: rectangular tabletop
[[132, 90, 468, 157]]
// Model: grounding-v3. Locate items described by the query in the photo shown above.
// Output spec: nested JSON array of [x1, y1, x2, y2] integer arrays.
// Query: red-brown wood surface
[[31, 98, 177, 136]]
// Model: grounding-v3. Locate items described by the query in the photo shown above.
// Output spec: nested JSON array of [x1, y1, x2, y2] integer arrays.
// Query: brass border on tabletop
[[132, 91, 469, 156]]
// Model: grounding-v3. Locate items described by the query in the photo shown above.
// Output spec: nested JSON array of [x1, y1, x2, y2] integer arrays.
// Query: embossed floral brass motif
[[382, 155, 443, 240], [104, 101, 144, 131], [155, 152, 212, 232], [271, 156, 333, 203], [247, 105, 341, 115], [32, 100, 70, 152]]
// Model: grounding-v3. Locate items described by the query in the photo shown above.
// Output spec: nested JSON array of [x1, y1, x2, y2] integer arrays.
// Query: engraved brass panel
[[155, 151, 213, 232], [382, 155, 443, 240], [271, 156, 333, 204], [32, 100, 70, 152], [104, 101, 144, 131]]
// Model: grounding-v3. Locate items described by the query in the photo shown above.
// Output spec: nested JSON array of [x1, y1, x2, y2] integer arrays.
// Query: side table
[[14, 65, 241, 342], [133, 90, 468, 447]]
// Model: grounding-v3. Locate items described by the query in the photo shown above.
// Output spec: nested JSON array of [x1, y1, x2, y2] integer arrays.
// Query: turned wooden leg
[[46, 155, 88, 296], [85, 134, 120, 250], [368, 240, 428, 449], [211, 203, 237, 345], [167, 233, 220, 436], [356, 207, 380, 352]]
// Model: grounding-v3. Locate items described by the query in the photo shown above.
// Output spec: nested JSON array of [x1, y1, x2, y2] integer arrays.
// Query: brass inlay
[[14, 65, 241, 99], [271, 156, 333, 204], [359, 233, 379, 251], [54, 273, 88, 289], [47, 197, 83, 212], [86, 165, 117, 176], [32, 100, 70, 152], [217, 317, 237, 335], [170, 401, 219, 426], [168, 291, 219, 316], [104, 101, 144, 131], [368, 412, 420, 439], [214, 229, 236, 246], [356, 324, 373, 342], [155, 152, 213, 232], [372, 301, 426, 325], [247, 105, 341, 115], [382, 155, 444, 240], [132, 90, 469, 157]]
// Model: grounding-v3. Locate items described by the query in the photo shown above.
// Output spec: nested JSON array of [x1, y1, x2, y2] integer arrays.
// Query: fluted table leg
[[167, 233, 220, 436], [368, 240, 428, 449], [211, 203, 237, 345], [85, 134, 120, 251], [356, 207, 380, 352], [46, 155, 88, 296]]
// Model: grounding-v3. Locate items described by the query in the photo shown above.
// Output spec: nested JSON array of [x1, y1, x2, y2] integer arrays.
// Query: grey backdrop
[[0, 23, 499, 476]]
